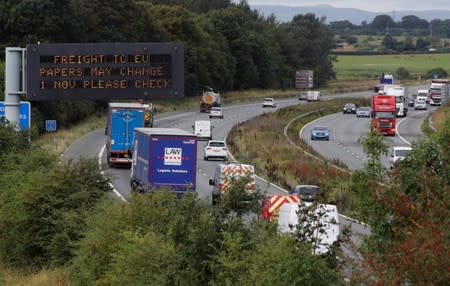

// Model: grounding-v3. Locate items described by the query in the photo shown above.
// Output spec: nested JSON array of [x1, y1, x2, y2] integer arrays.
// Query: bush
[[396, 67, 410, 80], [0, 154, 111, 268], [425, 67, 448, 79]]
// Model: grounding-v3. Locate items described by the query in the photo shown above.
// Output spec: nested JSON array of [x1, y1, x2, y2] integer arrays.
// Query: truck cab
[[371, 95, 396, 136]]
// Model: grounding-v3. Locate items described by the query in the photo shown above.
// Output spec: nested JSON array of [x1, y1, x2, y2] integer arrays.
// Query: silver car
[[209, 107, 223, 119], [356, 106, 371, 117], [414, 100, 427, 110]]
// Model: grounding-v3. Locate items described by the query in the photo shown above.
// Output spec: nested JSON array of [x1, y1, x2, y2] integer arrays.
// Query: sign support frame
[[4, 47, 26, 130]]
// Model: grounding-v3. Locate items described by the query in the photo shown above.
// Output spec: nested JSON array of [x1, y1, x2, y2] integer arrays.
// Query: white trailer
[[383, 85, 408, 117]]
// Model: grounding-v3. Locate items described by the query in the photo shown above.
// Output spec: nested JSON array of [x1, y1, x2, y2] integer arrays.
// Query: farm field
[[334, 53, 450, 80]]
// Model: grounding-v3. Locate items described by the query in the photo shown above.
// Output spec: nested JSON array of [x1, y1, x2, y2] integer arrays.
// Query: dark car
[[343, 103, 356, 114], [310, 126, 329, 141], [290, 185, 319, 202]]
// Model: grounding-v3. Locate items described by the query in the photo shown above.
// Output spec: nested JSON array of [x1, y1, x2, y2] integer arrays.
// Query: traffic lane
[[301, 113, 371, 170], [396, 107, 435, 144], [106, 99, 303, 201], [62, 128, 106, 165]]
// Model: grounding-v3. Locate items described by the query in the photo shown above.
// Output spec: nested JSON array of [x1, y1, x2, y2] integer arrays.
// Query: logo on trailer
[[121, 111, 135, 122], [164, 148, 182, 166]]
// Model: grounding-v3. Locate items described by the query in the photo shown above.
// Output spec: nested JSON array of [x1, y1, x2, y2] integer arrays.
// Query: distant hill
[[252, 4, 450, 24]]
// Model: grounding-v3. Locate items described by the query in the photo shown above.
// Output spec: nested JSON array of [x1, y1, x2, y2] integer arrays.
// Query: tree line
[[0, 0, 335, 132], [0, 0, 335, 95], [331, 14, 450, 52]]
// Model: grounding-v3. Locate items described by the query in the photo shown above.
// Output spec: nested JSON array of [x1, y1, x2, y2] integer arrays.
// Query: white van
[[389, 146, 412, 168], [278, 202, 340, 255], [193, 120, 213, 140], [209, 163, 256, 204]]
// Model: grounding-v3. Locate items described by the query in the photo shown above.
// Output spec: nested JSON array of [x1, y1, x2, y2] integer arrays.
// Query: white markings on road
[[98, 144, 127, 202], [396, 110, 429, 146]]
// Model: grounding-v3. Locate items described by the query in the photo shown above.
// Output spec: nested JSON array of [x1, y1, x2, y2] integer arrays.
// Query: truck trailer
[[383, 85, 408, 117], [130, 128, 197, 194], [106, 102, 155, 167], [429, 79, 449, 106], [371, 95, 396, 136], [200, 90, 221, 113]]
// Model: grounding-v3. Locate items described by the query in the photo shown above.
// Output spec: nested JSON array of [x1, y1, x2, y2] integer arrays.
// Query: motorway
[[62, 86, 433, 259], [301, 104, 435, 170]]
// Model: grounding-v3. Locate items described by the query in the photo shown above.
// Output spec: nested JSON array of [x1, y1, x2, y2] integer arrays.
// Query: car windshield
[[358, 107, 370, 111], [211, 107, 221, 111], [264, 98, 274, 101], [395, 149, 411, 157], [294, 186, 318, 194], [313, 127, 327, 131], [209, 141, 225, 147], [345, 104, 355, 108]]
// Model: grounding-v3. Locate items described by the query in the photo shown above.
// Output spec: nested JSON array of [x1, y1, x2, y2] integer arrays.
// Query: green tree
[[0, 155, 111, 268], [350, 116, 450, 284], [72, 0, 162, 42], [415, 37, 430, 51], [207, 6, 258, 89], [399, 15, 428, 29], [284, 13, 336, 87], [370, 15, 395, 34], [382, 34, 397, 50], [396, 67, 410, 80]]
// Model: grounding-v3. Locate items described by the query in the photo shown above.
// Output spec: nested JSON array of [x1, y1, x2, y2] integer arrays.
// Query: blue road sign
[[0, 101, 31, 130], [45, 120, 57, 132]]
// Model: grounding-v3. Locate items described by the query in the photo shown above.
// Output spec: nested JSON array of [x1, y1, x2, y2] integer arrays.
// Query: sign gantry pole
[[5, 47, 26, 130]]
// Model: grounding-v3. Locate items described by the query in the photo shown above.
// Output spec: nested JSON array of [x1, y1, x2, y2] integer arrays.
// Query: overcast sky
[[243, 0, 449, 12]]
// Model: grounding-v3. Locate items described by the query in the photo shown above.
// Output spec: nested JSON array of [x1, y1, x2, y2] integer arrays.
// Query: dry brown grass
[[36, 115, 104, 155], [430, 104, 449, 130], [0, 266, 71, 286]]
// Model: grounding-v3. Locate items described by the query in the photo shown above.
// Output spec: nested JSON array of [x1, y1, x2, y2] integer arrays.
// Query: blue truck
[[106, 102, 154, 167], [130, 128, 197, 193]]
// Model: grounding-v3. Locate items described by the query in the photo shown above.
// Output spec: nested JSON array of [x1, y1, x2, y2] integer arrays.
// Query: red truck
[[371, 95, 396, 136]]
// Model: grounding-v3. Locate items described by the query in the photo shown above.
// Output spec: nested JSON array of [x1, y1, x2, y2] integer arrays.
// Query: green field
[[334, 53, 450, 80]]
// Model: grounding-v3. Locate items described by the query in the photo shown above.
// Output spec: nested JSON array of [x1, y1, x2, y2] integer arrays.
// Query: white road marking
[[396, 110, 429, 146], [99, 144, 127, 202]]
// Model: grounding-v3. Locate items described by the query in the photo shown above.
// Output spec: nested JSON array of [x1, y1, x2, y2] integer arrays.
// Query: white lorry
[[428, 79, 449, 106], [209, 163, 256, 205], [278, 202, 340, 255], [416, 89, 429, 103], [383, 85, 408, 117]]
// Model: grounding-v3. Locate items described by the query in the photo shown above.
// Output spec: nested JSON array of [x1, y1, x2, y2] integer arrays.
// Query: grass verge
[[227, 97, 370, 218]]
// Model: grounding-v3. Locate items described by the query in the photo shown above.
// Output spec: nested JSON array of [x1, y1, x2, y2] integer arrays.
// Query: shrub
[[425, 67, 448, 79], [0, 154, 111, 268], [396, 67, 410, 80]]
